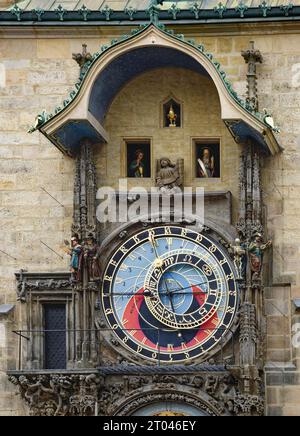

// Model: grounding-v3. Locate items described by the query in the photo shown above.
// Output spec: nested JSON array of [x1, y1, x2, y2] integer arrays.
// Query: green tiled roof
[[4, 0, 300, 12]]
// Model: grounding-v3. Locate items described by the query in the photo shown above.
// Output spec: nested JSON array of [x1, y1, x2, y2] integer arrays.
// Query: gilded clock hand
[[148, 231, 163, 269]]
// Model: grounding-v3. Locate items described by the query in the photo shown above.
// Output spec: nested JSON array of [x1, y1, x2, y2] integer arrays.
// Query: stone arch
[[33, 24, 280, 156], [112, 387, 225, 416]]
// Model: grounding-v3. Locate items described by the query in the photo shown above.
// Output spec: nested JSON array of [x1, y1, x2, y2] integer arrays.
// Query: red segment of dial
[[122, 288, 156, 348], [122, 286, 219, 352], [184, 285, 219, 348], [192, 285, 206, 306]]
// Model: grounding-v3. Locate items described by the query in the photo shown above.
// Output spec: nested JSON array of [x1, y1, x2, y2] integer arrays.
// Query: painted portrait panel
[[126, 141, 151, 178], [195, 142, 220, 179]]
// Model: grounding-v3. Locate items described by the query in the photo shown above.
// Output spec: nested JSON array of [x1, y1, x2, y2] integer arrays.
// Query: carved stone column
[[239, 302, 257, 367], [241, 41, 263, 111], [237, 144, 265, 392], [72, 138, 99, 367], [72, 138, 97, 241], [237, 144, 263, 245]]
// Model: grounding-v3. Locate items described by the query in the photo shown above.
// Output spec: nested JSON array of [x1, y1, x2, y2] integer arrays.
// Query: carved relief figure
[[83, 234, 101, 282], [156, 158, 183, 194], [248, 233, 272, 279]]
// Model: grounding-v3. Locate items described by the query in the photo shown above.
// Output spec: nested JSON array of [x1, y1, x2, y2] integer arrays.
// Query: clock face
[[102, 226, 239, 363]]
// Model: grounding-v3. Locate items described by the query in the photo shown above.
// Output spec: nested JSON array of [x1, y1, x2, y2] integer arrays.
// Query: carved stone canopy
[[31, 24, 281, 157]]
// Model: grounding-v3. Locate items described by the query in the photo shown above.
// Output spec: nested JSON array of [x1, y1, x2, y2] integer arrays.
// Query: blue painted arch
[[88, 46, 209, 124]]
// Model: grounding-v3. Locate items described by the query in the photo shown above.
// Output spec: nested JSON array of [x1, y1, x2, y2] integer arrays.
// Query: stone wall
[[0, 24, 300, 415], [0, 309, 25, 415], [0, 0, 14, 9]]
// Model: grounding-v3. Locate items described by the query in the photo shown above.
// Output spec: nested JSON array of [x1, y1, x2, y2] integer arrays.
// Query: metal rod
[[40, 186, 65, 208], [12, 331, 30, 340], [40, 240, 64, 259], [105, 291, 208, 296], [0, 249, 17, 261]]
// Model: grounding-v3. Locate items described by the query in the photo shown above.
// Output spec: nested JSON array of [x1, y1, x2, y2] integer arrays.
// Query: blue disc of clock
[[158, 267, 197, 315]]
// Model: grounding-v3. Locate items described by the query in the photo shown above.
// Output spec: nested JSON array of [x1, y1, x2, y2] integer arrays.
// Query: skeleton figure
[[230, 238, 247, 280]]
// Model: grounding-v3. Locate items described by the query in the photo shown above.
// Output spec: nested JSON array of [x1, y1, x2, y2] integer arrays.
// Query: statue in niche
[[156, 158, 183, 194], [248, 232, 272, 280], [167, 105, 177, 127], [163, 98, 181, 128], [83, 233, 101, 282], [63, 235, 83, 283], [197, 147, 215, 178]]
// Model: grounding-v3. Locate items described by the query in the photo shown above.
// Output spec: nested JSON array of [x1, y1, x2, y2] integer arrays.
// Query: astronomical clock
[[102, 225, 239, 364]]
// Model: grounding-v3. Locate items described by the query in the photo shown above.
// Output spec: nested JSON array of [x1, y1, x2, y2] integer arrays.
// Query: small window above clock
[[163, 97, 182, 128]]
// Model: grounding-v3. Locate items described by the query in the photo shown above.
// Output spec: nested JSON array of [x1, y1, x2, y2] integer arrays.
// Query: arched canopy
[[33, 23, 281, 156], [88, 46, 208, 124]]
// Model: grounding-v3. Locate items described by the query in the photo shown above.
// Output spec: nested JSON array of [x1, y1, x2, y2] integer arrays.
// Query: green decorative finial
[[168, 3, 180, 20], [259, 1, 271, 17], [148, 0, 164, 25], [236, 2, 248, 18], [191, 2, 201, 20], [55, 5, 66, 21], [79, 5, 91, 22], [10, 4, 23, 21], [34, 8, 45, 22], [125, 6, 137, 21], [72, 44, 93, 79], [214, 3, 227, 19], [101, 4, 113, 21], [280, 3, 294, 16]]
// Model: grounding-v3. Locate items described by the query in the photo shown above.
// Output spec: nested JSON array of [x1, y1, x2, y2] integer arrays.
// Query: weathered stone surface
[[0, 324, 5, 348]]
